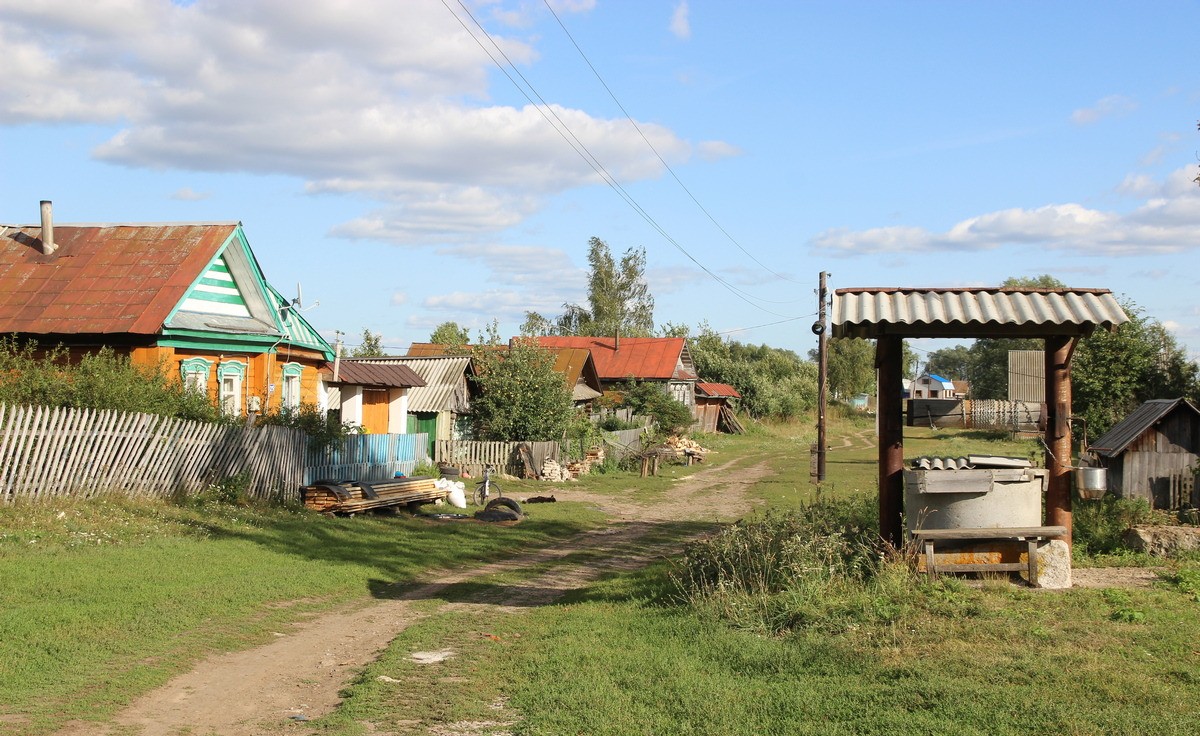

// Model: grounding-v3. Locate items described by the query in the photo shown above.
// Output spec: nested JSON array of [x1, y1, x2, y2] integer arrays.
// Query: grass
[[5, 416, 1200, 735], [0, 493, 605, 734]]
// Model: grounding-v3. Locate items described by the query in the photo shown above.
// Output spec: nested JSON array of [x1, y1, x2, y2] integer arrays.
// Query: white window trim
[[180, 358, 212, 396], [280, 362, 303, 410], [217, 360, 247, 416]]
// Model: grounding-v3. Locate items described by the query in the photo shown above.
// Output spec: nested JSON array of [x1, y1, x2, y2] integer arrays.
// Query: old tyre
[[484, 497, 522, 516]]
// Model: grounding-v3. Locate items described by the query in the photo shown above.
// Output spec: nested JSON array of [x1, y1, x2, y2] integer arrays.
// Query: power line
[[540, 0, 804, 287], [440, 0, 802, 317]]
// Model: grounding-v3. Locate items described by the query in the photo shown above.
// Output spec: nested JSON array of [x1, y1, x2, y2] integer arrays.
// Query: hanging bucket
[[1074, 466, 1108, 500]]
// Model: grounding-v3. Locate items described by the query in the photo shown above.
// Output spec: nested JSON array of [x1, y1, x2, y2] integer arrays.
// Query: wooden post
[[1045, 336, 1073, 548], [876, 335, 905, 547], [817, 271, 829, 481]]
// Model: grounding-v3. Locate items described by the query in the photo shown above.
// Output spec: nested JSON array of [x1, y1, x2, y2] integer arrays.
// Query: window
[[217, 360, 247, 415], [280, 363, 303, 410], [180, 358, 212, 396]]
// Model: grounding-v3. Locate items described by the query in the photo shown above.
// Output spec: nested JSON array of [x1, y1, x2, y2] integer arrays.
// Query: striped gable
[[177, 255, 252, 318]]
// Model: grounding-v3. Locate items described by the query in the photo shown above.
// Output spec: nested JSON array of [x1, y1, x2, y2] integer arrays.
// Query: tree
[[1072, 299, 1200, 435], [545, 237, 654, 337], [965, 275, 1064, 398], [520, 311, 554, 337], [617, 379, 694, 435], [812, 338, 876, 399], [468, 340, 574, 441], [691, 323, 816, 419], [349, 329, 384, 357], [924, 345, 973, 381], [429, 321, 470, 350]]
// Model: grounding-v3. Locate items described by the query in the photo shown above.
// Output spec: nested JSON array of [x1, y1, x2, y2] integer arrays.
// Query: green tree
[[551, 237, 654, 337], [1072, 300, 1200, 435], [924, 345, 973, 381], [817, 338, 876, 399], [617, 379, 695, 435], [520, 312, 554, 337], [691, 323, 816, 419], [429, 321, 470, 351], [469, 340, 574, 441], [349, 329, 384, 357]]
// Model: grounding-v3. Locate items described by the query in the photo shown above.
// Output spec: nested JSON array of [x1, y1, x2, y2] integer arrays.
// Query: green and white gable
[[161, 226, 334, 360]]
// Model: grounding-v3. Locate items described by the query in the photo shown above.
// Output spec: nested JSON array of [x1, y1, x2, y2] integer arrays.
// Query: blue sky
[[2, 1, 1198, 365]]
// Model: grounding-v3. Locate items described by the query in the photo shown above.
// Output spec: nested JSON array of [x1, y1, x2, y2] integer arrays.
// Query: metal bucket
[[1074, 466, 1107, 500]]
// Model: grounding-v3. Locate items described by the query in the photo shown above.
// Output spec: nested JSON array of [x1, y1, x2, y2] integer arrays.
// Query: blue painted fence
[[303, 433, 429, 485]]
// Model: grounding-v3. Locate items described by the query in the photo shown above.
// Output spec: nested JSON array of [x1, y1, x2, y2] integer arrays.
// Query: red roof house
[[534, 336, 698, 408]]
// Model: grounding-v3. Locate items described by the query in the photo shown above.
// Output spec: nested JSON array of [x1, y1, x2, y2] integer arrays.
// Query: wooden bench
[[911, 526, 1068, 587]]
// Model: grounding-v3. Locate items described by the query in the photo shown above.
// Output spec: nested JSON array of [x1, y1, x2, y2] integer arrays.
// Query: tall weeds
[[673, 495, 967, 635]]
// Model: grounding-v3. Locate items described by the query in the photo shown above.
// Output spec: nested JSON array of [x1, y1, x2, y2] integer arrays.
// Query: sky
[[2, 0, 1198, 366]]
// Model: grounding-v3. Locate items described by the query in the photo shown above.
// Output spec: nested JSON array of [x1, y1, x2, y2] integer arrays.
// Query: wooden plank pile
[[301, 476, 446, 515]]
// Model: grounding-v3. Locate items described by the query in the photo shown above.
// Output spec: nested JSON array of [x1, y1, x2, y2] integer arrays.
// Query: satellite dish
[[282, 282, 318, 318], [294, 282, 304, 309]]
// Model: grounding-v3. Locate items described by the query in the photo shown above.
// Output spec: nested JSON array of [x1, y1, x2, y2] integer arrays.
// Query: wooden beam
[[876, 335, 904, 546], [1044, 336, 1074, 548]]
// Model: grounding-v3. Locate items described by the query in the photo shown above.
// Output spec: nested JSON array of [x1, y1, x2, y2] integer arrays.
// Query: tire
[[473, 484, 489, 507], [484, 497, 522, 516]]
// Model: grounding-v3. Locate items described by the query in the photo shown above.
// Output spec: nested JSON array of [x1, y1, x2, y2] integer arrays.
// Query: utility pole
[[815, 272, 829, 482]]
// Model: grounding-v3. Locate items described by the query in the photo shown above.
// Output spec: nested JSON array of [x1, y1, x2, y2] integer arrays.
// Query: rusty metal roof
[[332, 361, 426, 389], [0, 222, 237, 335], [1089, 398, 1200, 457], [535, 336, 695, 381], [353, 356, 474, 413], [833, 287, 1128, 339], [696, 382, 741, 398]]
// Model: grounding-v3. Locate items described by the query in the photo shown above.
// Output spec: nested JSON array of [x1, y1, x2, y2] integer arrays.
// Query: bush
[[257, 403, 350, 452], [0, 338, 220, 421], [617, 380, 693, 435]]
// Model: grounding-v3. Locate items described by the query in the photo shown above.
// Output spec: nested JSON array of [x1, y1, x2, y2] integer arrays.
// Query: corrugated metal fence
[[304, 433, 429, 485]]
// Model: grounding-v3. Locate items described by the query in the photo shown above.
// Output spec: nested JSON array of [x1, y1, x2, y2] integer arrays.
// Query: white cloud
[[0, 1, 731, 245], [811, 168, 1200, 258], [670, 2, 691, 40], [169, 187, 210, 201], [390, 292, 409, 306], [1070, 94, 1137, 125]]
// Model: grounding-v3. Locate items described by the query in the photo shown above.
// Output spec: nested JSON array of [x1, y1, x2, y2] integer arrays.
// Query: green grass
[[6, 418, 1200, 735], [0, 494, 605, 733]]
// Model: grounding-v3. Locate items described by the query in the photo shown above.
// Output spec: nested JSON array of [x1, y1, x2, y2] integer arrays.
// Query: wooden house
[[534, 336, 698, 410], [406, 341, 602, 408], [350, 355, 477, 457], [325, 360, 426, 434], [1088, 398, 1200, 509], [0, 208, 334, 416], [694, 382, 741, 433]]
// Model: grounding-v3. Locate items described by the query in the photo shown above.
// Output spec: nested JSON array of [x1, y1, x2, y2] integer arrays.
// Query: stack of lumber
[[302, 477, 446, 515], [718, 405, 745, 434], [566, 446, 605, 477]]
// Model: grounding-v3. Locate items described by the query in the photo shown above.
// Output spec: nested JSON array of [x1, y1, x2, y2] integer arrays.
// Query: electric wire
[[540, 0, 804, 287], [440, 0, 802, 317]]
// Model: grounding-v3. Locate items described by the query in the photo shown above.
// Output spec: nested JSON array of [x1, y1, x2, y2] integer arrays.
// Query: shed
[[327, 361, 426, 434], [1088, 398, 1200, 509], [350, 355, 477, 457], [694, 382, 741, 433]]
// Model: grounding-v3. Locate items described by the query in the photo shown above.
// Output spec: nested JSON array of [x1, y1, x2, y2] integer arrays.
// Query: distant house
[[352, 355, 477, 457], [405, 341, 602, 408], [533, 336, 698, 409], [911, 373, 956, 399], [1088, 398, 1200, 509], [326, 361, 426, 434], [0, 209, 334, 416], [694, 382, 741, 433]]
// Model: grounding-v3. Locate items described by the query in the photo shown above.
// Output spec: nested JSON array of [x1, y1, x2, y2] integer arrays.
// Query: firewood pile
[[540, 458, 576, 482], [301, 477, 446, 515], [662, 436, 710, 459]]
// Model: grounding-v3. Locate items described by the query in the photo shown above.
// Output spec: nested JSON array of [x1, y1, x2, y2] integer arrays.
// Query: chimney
[[39, 200, 56, 256]]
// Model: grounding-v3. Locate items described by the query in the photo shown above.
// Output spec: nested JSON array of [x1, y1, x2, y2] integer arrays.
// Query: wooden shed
[[694, 382, 741, 433], [1088, 398, 1200, 509]]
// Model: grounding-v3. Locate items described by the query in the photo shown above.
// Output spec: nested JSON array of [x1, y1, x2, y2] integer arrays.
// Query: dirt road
[[59, 456, 770, 736]]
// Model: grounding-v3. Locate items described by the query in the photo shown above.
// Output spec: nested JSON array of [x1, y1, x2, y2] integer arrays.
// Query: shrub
[[617, 379, 693, 435], [257, 403, 350, 452]]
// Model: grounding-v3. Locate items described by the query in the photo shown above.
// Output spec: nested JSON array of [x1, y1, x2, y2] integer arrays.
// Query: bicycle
[[473, 465, 502, 506]]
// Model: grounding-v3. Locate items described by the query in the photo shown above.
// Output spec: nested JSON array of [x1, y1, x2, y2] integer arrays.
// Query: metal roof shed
[[832, 286, 1128, 547]]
